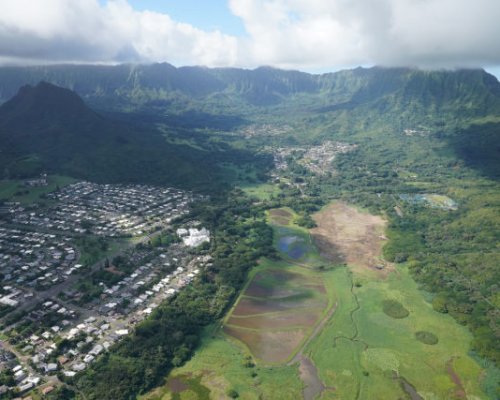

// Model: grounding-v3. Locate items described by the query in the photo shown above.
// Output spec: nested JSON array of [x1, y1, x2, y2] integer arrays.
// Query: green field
[[139, 325, 304, 400], [0, 175, 76, 204], [308, 265, 487, 399], [242, 183, 281, 201], [143, 204, 489, 399]]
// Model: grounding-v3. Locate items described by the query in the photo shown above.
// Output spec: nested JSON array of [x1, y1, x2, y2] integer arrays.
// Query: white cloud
[[0, 0, 499, 70], [0, 0, 238, 66], [229, 0, 500, 70]]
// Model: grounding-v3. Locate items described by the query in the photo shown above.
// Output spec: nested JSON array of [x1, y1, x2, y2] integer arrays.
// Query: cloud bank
[[0, 0, 499, 70], [0, 0, 238, 66]]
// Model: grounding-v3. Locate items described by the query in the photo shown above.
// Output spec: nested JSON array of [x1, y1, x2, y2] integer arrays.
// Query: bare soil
[[225, 264, 328, 364], [224, 326, 306, 363], [232, 296, 327, 316], [311, 202, 392, 276], [226, 309, 321, 329], [167, 376, 189, 393], [299, 355, 327, 400], [269, 208, 293, 225]]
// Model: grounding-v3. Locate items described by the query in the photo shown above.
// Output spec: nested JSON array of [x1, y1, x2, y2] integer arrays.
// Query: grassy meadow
[[0, 175, 76, 204], [142, 204, 489, 399], [308, 264, 487, 400]]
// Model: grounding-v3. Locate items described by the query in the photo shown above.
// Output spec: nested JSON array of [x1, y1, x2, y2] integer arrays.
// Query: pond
[[277, 235, 306, 259]]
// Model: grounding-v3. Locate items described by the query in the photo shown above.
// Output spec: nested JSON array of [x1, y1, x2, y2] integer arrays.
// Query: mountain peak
[[0, 81, 100, 129]]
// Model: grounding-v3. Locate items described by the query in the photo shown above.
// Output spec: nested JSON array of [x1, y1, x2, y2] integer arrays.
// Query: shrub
[[415, 331, 439, 345], [382, 300, 409, 319]]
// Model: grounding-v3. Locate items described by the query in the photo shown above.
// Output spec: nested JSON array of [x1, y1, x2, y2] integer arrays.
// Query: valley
[[145, 202, 488, 400], [0, 65, 498, 400]]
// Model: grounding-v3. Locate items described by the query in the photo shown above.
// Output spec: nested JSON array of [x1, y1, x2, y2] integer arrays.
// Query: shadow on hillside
[[447, 122, 500, 181], [103, 109, 247, 132]]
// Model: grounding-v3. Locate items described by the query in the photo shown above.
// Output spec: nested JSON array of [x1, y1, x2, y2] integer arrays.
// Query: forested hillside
[[0, 82, 269, 191], [0, 64, 499, 117]]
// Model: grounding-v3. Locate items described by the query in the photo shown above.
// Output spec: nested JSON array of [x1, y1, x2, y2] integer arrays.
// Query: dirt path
[[446, 357, 467, 399]]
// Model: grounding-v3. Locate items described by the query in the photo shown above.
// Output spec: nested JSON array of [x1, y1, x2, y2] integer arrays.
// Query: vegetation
[[382, 299, 410, 319], [70, 192, 276, 399], [309, 264, 487, 399], [0, 82, 272, 193], [0, 65, 497, 398], [139, 326, 303, 400], [0, 175, 76, 204], [415, 331, 439, 345]]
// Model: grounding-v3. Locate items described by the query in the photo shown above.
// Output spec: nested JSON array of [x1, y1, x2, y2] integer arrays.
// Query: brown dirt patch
[[232, 296, 327, 316], [446, 358, 467, 399], [269, 208, 293, 225], [311, 202, 392, 276], [168, 376, 189, 393], [245, 281, 301, 298], [227, 308, 322, 329], [299, 355, 328, 400], [245, 270, 324, 298], [105, 266, 124, 275], [224, 326, 306, 363]]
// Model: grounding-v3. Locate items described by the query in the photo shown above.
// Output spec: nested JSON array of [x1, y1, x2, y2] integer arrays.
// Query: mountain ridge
[[0, 64, 498, 111]]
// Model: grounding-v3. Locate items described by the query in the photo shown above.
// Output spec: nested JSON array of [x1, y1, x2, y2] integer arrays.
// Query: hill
[[0, 82, 254, 189]]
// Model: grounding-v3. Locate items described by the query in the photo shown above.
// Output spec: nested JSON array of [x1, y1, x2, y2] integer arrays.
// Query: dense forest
[[0, 82, 272, 193]]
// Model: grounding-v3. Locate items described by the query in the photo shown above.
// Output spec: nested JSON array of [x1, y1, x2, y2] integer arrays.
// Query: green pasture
[[308, 265, 487, 399], [139, 326, 304, 400], [242, 183, 281, 201], [0, 175, 76, 204]]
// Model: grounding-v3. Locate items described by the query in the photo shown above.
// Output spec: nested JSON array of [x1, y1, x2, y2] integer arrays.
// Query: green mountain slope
[[1, 64, 498, 115], [0, 82, 254, 190]]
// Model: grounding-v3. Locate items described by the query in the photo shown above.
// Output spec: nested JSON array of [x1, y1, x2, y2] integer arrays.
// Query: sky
[[0, 0, 499, 78]]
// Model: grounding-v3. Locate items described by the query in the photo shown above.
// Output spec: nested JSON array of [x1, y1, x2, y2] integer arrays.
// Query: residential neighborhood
[[271, 141, 357, 178], [0, 182, 210, 398], [9, 181, 193, 237]]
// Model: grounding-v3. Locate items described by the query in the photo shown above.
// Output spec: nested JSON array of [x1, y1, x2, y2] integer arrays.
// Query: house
[[14, 369, 26, 381], [89, 344, 103, 356], [72, 363, 86, 372], [83, 354, 95, 364], [44, 363, 58, 373], [42, 386, 55, 395], [17, 381, 34, 392]]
